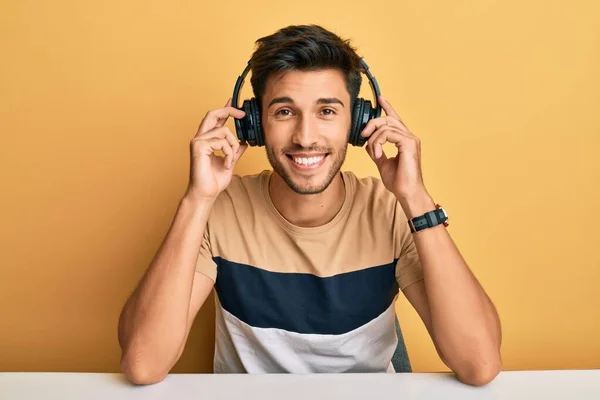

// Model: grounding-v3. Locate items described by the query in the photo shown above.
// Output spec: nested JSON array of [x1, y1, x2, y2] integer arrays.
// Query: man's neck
[[268, 171, 346, 228]]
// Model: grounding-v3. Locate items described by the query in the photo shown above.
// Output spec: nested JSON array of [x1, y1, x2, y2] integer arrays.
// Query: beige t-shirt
[[195, 169, 423, 373]]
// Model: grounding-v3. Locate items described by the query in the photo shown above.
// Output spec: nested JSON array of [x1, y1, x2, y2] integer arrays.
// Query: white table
[[1, 370, 599, 399]]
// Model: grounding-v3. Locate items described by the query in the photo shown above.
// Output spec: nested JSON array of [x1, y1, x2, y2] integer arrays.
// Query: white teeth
[[293, 156, 324, 166]]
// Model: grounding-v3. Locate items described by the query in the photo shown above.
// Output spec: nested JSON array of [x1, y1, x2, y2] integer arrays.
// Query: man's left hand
[[360, 95, 429, 205]]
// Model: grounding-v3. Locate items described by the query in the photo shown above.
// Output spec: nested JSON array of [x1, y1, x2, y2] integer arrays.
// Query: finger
[[208, 138, 235, 169], [366, 125, 384, 160], [360, 116, 405, 139], [222, 127, 240, 159], [365, 139, 388, 165], [373, 127, 412, 148], [360, 118, 389, 140], [233, 143, 248, 165], [200, 126, 240, 158], [197, 106, 246, 136], [371, 127, 420, 161], [379, 95, 402, 122], [367, 127, 390, 161], [367, 126, 412, 160], [207, 106, 245, 132]]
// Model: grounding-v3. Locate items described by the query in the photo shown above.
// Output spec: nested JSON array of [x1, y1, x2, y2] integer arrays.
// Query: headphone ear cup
[[354, 99, 378, 147], [250, 99, 264, 147], [235, 99, 264, 147], [349, 98, 364, 146], [239, 99, 257, 146], [350, 99, 367, 146], [234, 104, 246, 143]]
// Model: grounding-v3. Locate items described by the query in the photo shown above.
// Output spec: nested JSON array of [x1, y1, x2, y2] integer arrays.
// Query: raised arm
[[118, 99, 248, 384], [361, 95, 502, 386]]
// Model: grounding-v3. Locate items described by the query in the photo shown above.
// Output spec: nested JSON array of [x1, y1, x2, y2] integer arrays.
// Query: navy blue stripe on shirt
[[213, 257, 399, 335]]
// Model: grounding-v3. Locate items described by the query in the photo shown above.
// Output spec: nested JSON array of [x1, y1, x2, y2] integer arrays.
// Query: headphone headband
[[232, 61, 252, 110], [358, 58, 382, 119]]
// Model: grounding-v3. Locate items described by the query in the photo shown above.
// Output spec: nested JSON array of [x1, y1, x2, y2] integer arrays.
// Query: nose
[[291, 114, 319, 148]]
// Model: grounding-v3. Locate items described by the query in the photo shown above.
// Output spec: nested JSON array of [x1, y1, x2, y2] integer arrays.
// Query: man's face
[[261, 68, 352, 195]]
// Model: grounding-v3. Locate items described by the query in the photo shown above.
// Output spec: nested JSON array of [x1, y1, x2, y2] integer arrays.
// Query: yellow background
[[1, 0, 599, 373]]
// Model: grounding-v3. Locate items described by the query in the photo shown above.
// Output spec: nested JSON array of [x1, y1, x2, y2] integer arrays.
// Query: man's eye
[[276, 109, 292, 116], [321, 108, 336, 116]]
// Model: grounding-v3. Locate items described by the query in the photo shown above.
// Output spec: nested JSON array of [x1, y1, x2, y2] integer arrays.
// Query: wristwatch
[[408, 204, 449, 233]]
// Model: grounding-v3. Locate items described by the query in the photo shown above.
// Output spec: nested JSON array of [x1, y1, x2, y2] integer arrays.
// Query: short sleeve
[[195, 226, 217, 282], [394, 204, 424, 290]]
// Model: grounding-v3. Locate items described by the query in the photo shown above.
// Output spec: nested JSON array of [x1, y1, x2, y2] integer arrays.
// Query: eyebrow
[[267, 97, 345, 108]]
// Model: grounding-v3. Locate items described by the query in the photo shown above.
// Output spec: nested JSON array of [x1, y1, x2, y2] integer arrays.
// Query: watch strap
[[409, 204, 449, 233]]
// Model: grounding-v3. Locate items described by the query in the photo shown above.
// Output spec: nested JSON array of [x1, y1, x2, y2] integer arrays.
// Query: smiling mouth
[[286, 153, 329, 169]]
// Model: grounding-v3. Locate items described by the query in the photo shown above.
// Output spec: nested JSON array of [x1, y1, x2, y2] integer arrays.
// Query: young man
[[118, 25, 502, 386]]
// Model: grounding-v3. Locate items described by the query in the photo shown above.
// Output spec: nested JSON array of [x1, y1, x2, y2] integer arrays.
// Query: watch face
[[436, 204, 448, 219], [441, 208, 449, 226]]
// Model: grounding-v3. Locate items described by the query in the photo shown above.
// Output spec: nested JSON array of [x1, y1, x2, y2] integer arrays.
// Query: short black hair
[[249, 24, 363, 109]]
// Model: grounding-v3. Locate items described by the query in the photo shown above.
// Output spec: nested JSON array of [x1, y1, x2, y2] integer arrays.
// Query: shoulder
[[343, 171, 408, 223], [222, 171, 266, 200], [207, 170, 268, 219]]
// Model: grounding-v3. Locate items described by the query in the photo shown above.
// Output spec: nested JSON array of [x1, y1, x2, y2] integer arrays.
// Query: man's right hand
[[187, 98, 248, 201]]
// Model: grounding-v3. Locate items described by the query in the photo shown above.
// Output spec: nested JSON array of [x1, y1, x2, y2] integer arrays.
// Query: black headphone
[[231, 58, 382, 147]]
